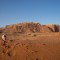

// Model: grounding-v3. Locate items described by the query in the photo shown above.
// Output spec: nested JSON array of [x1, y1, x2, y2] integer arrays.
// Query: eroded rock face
[[1, 22, 42, 33], [45, 24, 60, 32], [58, 26, 60, 32], [45, 24, 55, 32], [0, 22, 60, 34], [40, 25, 53, 33]]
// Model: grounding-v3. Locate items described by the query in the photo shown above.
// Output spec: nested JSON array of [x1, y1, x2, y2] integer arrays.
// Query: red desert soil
[[0, 22, 60, 60]]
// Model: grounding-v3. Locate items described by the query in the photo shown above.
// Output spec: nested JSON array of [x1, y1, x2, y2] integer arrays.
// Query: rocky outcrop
[[0, 22, 60, 34], [45, 24, 60, 32], [40, 25, 53, 33]]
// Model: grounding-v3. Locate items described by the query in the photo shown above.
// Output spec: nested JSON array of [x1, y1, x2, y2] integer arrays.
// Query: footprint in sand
[[35, 58, 39, 60], [7, 50, 16, 57], [43, 43, 46, 45], [35, 56, 44, 60]]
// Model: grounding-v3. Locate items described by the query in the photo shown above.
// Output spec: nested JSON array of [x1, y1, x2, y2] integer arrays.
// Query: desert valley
[[0, 22, 60, 60]]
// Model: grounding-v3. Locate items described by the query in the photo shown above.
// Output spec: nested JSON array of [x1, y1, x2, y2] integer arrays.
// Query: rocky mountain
[[0, 22, 60, 34]]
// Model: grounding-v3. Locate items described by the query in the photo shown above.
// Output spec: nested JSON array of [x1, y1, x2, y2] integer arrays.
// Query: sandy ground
[[0, 32, 60, 60]]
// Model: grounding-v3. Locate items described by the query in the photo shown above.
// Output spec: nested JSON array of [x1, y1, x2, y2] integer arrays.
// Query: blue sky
[[0, 0, 60, 27]]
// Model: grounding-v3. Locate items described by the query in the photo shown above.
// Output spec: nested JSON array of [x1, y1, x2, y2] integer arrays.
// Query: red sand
[[0, 22, 60, 60], [0, 32, 60, 60]]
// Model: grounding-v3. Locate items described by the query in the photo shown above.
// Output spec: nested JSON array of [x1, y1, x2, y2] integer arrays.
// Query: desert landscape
[[0, 22, 60, 60]]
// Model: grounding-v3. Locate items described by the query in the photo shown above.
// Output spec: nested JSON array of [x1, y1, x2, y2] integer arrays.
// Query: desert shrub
[[32, 34, 37, 37], [10, 40, 13, 42], [28, 33, 31, 35]]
